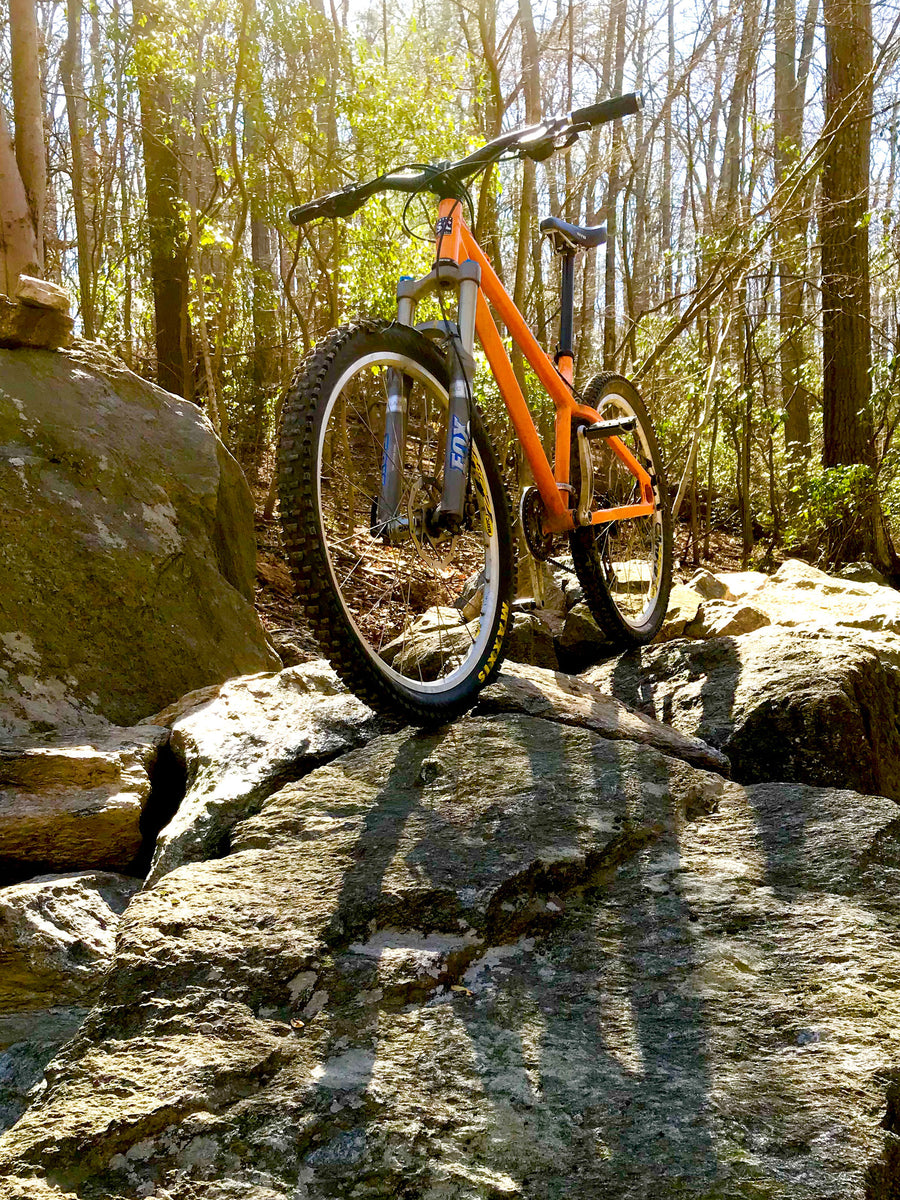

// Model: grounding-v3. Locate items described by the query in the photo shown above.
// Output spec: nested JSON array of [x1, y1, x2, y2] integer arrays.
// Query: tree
[[820, 0, 895, 570], [0, 106, 38, 295], [133, 0, 193, 397], [62, 0, 96, 336], [774, 0, 816, 462], [0, 0, 43, 294]]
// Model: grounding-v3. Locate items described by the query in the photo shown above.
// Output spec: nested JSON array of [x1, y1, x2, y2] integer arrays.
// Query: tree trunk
[[820, 0, 895, 569], [512, 0, 541, 393], [0, 105, 38, 294], [661, 0, 675, 301], [9, 0, 46, 269], [243, 0, 279, 471], [821, 0, 873, 470], [602, 0, 626, 368], [62, 0, 95, 337], [133, 0, 193, 397], [774, 0, 814, 461]]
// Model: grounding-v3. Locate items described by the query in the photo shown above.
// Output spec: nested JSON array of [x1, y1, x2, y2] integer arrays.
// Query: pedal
[[582, 416, 636, 439]]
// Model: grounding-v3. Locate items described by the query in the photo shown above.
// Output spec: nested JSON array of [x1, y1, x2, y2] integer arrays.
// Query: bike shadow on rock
[[461, 717, 725, 1197], [302, 710, 726, 1197], [607, 635, 743, 761], [607, 636, 894, 1197]]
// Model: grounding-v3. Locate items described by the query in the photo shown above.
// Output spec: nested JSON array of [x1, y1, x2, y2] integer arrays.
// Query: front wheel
[[569, 373, 672, 646], [278, 320, 515, 722]]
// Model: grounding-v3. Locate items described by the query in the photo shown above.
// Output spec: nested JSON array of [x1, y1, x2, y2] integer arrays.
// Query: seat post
[[541, 215, 605, 378], [557, 244, 576, 370]]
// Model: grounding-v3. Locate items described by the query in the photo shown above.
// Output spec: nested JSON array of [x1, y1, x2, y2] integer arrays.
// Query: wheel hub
[[408, 477, 456, 566]]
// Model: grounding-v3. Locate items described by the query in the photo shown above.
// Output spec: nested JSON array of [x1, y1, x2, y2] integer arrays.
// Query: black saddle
[[540, 215, 607, 250]]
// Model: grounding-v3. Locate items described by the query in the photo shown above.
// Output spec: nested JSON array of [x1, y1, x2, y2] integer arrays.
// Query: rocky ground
[[2, 537, 900, 1196]]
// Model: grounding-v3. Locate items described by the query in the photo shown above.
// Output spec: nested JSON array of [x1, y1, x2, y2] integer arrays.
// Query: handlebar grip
[[570, 92, 642, 128], [288, 185, 368, 226], [288, 197, 332, 226]]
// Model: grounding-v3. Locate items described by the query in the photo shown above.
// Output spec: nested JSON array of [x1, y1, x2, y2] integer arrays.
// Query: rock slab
[[0, 713, 725, 1197], [0, 871, 139, 1130], [0, 725, 170, 873], [145, 660, 393, 884], [0, 714, 898, 1196], [586, 626, 900, 799]]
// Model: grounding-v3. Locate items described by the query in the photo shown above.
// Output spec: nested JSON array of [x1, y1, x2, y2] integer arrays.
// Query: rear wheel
[[278, 320, 515, 722], [569, 374, 672, 646]]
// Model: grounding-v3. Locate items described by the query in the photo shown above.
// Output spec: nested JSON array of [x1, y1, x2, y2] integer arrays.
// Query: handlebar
[[570, 92, 642, 129], [288, 91, 642, 227]]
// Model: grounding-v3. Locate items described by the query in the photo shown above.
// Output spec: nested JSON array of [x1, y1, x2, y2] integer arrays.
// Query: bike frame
[[432, 197, 655, 535]]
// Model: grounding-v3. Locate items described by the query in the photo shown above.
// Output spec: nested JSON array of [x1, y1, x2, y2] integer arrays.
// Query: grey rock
[[550, 557, 584, 610], [749, 558, 900, 633], [0, 870, 139, 1131], [655, 583, 703, 642], [0, 725, 169, 871], [476, 661, 729, 774], [683, 598, 771, 639], [836, 561, 890, 587], [0, 714, 723, 1196], [145, 660, 393, 884], [14, 276, 70, 315], [0, 870, 139, 1026], [686, 567, 732, 600], [267, 630, 308, 668], [504, 611, 559, 670], [0, 715, 897, 1196], [0, 298, 72, 350], [716, 569, 768, 598], [584, 626, 900, 798], [556, 601, 614, 669], [0, 343, 279, 737]]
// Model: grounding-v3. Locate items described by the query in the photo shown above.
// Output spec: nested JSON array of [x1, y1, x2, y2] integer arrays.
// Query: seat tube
[[438, 259, 481, 520]]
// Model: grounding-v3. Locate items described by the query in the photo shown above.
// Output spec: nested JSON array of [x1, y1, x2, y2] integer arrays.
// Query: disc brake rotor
[[408, 477, 456, 567]]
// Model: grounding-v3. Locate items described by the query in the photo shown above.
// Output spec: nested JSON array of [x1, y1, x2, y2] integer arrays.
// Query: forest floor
[[252, 481, 758, 669]]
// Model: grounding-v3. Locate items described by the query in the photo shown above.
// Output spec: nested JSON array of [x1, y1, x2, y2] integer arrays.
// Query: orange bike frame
[[435, 197, 654, 535]]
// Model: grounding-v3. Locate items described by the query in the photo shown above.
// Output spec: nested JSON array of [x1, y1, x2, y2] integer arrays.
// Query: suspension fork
[[377, 258, 482, 531], [375, 368, 409, 529], [438, 261, 480, 522]]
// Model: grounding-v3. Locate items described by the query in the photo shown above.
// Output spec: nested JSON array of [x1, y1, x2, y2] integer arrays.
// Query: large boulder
[[144, 658, 726, 887], [585, 626, 900, 798], [747, 558, 900, 633], [0, 714, 898, 1197], [0, 343, 279, 735], [0, 713, 725, 1197]]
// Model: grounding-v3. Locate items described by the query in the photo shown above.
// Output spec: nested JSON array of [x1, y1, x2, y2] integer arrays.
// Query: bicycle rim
[[314, 351, 503, 696], [579, 386, 666, 631]]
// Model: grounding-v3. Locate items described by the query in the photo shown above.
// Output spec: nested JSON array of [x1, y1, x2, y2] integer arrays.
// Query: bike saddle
[[540, 216, 607, 250]]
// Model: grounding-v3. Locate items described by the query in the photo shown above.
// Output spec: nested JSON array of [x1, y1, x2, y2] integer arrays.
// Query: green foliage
[[785, 462, 877, 565]]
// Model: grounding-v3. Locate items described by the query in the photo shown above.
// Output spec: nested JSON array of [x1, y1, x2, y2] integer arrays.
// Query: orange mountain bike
[[279, 92, 672, 721]]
